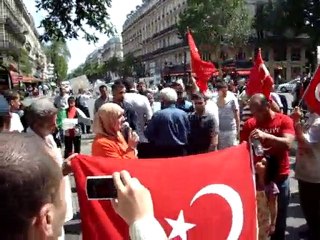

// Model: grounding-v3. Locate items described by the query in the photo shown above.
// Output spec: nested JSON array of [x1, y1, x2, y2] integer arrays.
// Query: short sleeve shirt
[[241, 113, 295, 177]]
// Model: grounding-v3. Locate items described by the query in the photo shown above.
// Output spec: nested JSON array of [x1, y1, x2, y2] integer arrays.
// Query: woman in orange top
[[92, 103, 139, 159]]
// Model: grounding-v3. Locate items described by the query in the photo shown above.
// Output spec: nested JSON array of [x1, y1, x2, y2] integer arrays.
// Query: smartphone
[[86, 176, 117, 200]]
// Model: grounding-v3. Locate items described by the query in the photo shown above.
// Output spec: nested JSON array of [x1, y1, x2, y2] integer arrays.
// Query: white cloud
[[23, 0, 142, 72]]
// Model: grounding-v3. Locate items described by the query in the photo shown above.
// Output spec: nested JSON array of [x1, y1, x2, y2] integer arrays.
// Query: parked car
[[277, 79, 300, 93]]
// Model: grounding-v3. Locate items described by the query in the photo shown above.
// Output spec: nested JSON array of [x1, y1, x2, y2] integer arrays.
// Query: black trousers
[[298, 180, 320, 240], [80, 107, 91, 134], [64, 136, 81, 158]]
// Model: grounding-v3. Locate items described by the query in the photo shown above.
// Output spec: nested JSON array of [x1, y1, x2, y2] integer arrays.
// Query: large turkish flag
[[71, 143, 257, 240]]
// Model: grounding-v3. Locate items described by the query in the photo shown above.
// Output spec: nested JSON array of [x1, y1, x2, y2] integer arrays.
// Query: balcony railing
[[141, 42, 187, 61], [0, 40, 21, 53]]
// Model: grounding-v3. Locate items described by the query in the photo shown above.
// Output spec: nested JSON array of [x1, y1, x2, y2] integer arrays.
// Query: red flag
[[246, 49, 274, 98], [71, 143, 257, 240], [304, 66, 320, 115], [187, 30, 217, 92]]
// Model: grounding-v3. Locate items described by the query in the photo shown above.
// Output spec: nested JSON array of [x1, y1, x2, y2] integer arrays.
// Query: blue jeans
[[271, 177, 290, 240]]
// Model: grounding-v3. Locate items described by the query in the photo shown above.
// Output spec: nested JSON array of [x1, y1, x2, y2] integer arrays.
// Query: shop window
[[291, 66, 301, 79]]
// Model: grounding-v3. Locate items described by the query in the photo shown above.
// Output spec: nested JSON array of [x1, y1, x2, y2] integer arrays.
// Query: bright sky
[[23, 0, 142, 72]]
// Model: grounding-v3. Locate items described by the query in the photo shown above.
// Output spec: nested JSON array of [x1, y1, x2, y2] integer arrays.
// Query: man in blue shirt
[[171, 81, 193, 113], [145, 87, 190, 158]]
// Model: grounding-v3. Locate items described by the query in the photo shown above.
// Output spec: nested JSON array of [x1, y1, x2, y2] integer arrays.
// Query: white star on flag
[[165, 210, 196, 240]]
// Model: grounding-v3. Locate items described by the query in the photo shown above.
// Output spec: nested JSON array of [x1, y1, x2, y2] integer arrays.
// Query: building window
[[291, 66, 301, 79], [262, 49, 269, 61], [273, 47, 287, 61], [291, 47, 301, 61]]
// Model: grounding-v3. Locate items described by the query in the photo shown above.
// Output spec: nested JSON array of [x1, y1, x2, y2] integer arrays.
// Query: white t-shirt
[[54, 94, 70, 109], [205, 100, 219, 133], [295, 113, 320, 183], [270, 92, 283, 109], [9, 113, 24, 133], [27, 129, 74, 222], [125, 92, 153, 143]]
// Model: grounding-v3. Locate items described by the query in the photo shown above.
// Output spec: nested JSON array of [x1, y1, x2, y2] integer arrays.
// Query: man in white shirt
[[0, 134, 165, 240], [3, 90, 24, 132], [76, 88, 92, 133], [122, 79, 153, 158], [54, 87, 70, 110], [27, 98, 74, 240]]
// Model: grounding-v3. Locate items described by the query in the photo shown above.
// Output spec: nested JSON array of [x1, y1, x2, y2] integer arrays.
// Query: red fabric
[[187, 31, 218, 92], [240, 113, 295, 178], [67, 107, 77, 137], [67, 107, 77, 119], [71, 143, 257, 240], [246, 49, 274, 98], [304, 66, 320, 115]]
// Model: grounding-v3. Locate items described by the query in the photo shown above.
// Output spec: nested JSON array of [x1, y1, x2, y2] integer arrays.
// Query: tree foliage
[[178, 0, 253, 48], [19, 48, 32, 75], [69, 53, 145, 81], [44, 40, 70, 81], [35, 0, 115, 43], [254, 0, 320, 42]]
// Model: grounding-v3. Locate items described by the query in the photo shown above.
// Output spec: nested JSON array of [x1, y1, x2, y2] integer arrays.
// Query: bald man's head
[[249, 93, 271, 121]]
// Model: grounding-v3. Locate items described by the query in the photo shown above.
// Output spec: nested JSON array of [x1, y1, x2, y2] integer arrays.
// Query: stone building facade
[[122, 0, 309, 81], [0, 0, 46, 79]]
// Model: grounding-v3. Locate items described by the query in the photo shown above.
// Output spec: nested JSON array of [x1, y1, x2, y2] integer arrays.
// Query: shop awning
[[22, 76, 42, 83], [9, 71, 22, 85], [237, 70, 251, 76]]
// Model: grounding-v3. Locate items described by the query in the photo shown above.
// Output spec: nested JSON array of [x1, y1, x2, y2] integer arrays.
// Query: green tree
[[178, 0, 253, 48], [19, 48, 32, 75], [44, 40, 71, 81], [120, 53, 135, 78], [104, 56, 121, 74], [36, 0, 115, 43], [54, 55, 68, 80]]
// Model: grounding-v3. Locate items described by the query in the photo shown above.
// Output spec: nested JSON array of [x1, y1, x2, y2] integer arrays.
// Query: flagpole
[[298, 64, 320, 107]]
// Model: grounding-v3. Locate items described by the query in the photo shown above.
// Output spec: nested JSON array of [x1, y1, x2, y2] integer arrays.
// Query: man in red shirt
[[241, 93, 295, 240]]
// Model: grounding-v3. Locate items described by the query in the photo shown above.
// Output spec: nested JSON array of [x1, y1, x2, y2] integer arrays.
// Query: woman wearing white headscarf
[[92, 103, 139, 159]]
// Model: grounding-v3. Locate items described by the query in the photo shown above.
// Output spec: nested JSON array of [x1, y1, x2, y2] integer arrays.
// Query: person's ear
[[35, 203, 55, 237]]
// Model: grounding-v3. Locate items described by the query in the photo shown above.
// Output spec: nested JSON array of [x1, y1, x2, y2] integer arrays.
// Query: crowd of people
[[0, 74, 319, 240]]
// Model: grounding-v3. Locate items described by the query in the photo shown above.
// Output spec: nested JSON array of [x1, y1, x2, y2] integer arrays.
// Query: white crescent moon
[[315, 83, 320, 102], [190, 184, 244, 240]]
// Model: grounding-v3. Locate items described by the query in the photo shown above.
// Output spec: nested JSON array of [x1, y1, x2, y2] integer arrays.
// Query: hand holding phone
[[127, 128, 139, 149], [86, 176, 117, 200], [111, 171, 154, 226]]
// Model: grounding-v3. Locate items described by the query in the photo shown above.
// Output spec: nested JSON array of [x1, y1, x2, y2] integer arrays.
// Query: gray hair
[[160, 87, 178, 103], [27, 98, 58, 125], [0, 133, 62, 237]]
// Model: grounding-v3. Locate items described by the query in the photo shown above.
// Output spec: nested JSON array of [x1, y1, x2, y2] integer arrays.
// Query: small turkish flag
[[187, 30, 218, 93], [304, 66, 320, 115], [71, 143, 257, 240], [246, 48, 274, 98]]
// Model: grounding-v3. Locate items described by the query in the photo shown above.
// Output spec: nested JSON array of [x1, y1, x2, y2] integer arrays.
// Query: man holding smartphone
[[0, 134, 166, 240], [111, 171, 167, 240]]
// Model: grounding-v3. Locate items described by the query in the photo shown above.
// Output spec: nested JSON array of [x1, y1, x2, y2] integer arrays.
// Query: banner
[[72, 143, 257, 240]]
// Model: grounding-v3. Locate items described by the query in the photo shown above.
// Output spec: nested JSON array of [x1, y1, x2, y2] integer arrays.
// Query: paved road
[[65, 136, 306, 240]]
